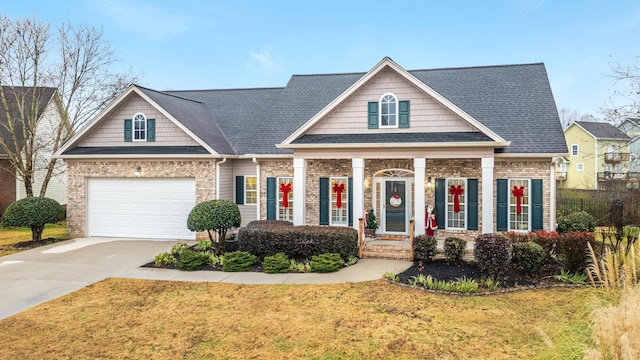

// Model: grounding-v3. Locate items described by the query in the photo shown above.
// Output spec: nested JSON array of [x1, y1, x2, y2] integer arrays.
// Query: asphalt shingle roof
[[576, 121, 629, 140], [65, 61, 567, 156]]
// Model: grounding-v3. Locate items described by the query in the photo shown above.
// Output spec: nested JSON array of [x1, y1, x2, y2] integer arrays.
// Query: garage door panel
[[88, 178, 196, 240]]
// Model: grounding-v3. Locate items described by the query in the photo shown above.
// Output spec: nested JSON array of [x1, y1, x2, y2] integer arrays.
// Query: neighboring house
[[617, 118, 640, 186], [56, 57, 567, 242], [0, 87, 68, 216], [560, 121, 630, 190]]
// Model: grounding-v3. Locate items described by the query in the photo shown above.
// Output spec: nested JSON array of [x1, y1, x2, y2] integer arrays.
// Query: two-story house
[[56, 57, 567, 242], [617, 118, 640, 187], [0, 86, 69, 215], [560, 121, 630, 190]]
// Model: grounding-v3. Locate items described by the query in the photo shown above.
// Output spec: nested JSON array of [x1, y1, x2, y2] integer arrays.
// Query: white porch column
[[293, 158, 306, 226], [482, 157, 494, 234], [352, 158, 365, 231], [414, 158, 426, 235]]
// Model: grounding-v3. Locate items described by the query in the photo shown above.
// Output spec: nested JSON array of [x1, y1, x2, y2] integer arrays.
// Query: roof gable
[[572, 121, 628, 141], [281, 57, 506, 147]]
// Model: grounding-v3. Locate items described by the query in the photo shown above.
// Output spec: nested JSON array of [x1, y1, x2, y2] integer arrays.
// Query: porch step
[[362, 240, 412, 260]]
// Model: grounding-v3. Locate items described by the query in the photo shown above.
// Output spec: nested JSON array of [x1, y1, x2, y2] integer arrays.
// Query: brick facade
[[65, 159, 216, 238], [258, 157, 551, 242], [0, 159, 16, 216]]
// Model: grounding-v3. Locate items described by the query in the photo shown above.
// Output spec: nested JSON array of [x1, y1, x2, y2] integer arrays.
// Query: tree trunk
[[39, 157, 57, 197], [31, 224, 44, 242], [23, 173, 34, 197]]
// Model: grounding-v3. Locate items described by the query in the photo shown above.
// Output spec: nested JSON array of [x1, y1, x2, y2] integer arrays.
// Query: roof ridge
[[135, 84, 203, 104], [409, 62, 545, 72], [167, 86, 284, 92]]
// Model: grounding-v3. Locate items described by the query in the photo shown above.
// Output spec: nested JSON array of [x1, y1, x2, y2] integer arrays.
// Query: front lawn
[[0, 222, 68, 257], [0, 278, 595, 359]]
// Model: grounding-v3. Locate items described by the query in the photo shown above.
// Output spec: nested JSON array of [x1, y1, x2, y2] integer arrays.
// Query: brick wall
[[258, 160, 293, 222], [65, 159, 216, 238], [0, 159, 16, 216]]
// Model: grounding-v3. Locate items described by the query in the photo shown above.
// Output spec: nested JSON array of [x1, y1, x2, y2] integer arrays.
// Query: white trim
[[571, 144, 579, 156], [280, 57, 507, 145], [352, 158, 364, 231], [549, 162, 556, 230], [329, 176, 349, 226], [413, 158, 426, 236], [379, 93, 398, 129], [278, 141, 511, 150], [132, 113, 147, 142], [577, 163, 584, 171], [253, 157, 261, 220], [244, 175, 258, 205], [445, 178, 468, 230], [507, 178, 531, 232], [292, 158, 305, 225], [276, 176, 294, 222], [481, 157, 494, 234]]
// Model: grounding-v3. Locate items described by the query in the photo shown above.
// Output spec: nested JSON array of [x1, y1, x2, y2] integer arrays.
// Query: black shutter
[[266, 177, 276, 220], [235, 176, 244, 205], [398, 100, 410, 128], [319, 178, 329, 225], [124, 119, 132, 142], [146, 118, 155, 142], [467, 179, 478, 230], [348, 178, 353, 226], [531, 179, 543, 231], [496, 179, 508, 231], [367, 101, 378, 129], [435, 178, 445, 229]]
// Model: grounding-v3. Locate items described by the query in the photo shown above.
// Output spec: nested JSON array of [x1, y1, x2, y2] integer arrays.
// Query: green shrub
[[222, 251, 257, 272], [171, 242, 190, 255], [187, 199, 241, 255], [176, 249, 209, 271], [557, 211, 596, 233], [195, 240, 213, 252], [309, 253, 344, 273], [473, 233, 512, 278], [238, 225, 357, 260], [512, 241, 546, 276], [246, 220, 293, 229], [154, 252, 177, 267], [1, 197, 65, 241], [413, 235, 437, 262], [556, 231, 595, 273], [262, 253, 290, 274], [208, 253, 222, 267], [443, 237, 467, 265]]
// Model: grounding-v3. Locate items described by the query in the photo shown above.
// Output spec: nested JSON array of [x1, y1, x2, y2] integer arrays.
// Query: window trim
[[276, 176, 293, 221], [244, 176, 257, 205], [508, 178, 531, 232], [445, 178, 467, 230], [571, 144, 579, 156], [133, 112, 147, 141], [329, 176, 349, 227], [379, 93, 398, 128], [577, 163, 584, 171]]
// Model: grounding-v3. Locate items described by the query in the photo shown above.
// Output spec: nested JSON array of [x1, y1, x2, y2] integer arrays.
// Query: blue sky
[[3, 0, 639, 118]]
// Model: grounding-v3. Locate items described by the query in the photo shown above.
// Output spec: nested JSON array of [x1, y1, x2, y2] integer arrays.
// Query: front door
[[383, 180, 407, 233]]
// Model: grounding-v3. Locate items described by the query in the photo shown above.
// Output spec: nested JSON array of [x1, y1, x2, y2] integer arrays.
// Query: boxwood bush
[[413, 235, 437, 262], [176, 249, 209, 271], [1, 197, 65, 242], [238, 223, 357, 260], [473, 234, 512, 278], [557, 211, 596, 233], [443, 237, 467, 265]]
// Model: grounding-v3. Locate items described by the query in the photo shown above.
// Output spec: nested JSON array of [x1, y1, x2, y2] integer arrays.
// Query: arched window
[[380, 93, 397, 127], [133, 113, 146, 141]]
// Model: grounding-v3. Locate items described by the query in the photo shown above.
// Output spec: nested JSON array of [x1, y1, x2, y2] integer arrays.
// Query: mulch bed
[[10, 238, 67, 250]]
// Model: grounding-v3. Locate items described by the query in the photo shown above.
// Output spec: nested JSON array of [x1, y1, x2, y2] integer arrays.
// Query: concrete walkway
[[0, 237, 412, 320]]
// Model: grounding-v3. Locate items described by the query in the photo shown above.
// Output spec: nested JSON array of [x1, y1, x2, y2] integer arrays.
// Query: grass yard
[[0, 278, 596, 359], [0, 222, 68, 256]]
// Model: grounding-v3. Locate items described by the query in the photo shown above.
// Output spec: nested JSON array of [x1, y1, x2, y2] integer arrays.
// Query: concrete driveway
[[0, 238, 412, 320]]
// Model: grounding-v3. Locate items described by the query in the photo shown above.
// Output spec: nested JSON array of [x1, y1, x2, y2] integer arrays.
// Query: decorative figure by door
[[426, 204, 437, 236]]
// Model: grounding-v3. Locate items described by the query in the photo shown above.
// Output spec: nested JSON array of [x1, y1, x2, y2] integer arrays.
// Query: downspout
[[550, 158, 557, 231], [253, 157, 260, 220], [216, 157, 227, 199]]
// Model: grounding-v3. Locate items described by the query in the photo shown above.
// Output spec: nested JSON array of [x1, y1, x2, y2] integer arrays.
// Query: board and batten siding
[[232, 159, 258, 227], [308, 68, 477, 135], [77, 93, 199, 147]]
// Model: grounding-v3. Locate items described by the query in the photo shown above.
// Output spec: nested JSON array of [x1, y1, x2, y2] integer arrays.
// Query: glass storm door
[[384, 180, 406, 233]]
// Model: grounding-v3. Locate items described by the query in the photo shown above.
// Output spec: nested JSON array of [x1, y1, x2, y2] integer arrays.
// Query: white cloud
[[246, 48, 287, 79]]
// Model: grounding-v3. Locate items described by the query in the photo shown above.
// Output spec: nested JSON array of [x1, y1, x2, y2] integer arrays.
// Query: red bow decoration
[[280, 182, 292, 208], [449, 185, 464, 213], [512, 186, 525, 215], [332, 182, 345, 208]]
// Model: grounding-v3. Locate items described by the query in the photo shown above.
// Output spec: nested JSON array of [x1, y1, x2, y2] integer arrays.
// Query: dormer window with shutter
[[368, 93, 410, 129], [124, 113, 155, 142]]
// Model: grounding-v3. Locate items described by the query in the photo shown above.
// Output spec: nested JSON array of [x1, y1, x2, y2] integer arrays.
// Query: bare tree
[[602, 56, 640, 124], [558, 108, 595, 129], [0, 15, 140, 198]]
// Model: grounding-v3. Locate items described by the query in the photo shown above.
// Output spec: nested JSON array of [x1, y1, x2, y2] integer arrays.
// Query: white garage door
[[88, 178, 196, 240]]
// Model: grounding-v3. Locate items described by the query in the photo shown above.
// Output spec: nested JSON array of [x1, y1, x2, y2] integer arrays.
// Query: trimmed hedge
[[176, 249, 209, 271], [557, 211, 596, 233], [413, 235, 437, 262], [512, 241, 546, 276], [238, 223, 357, 260]]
